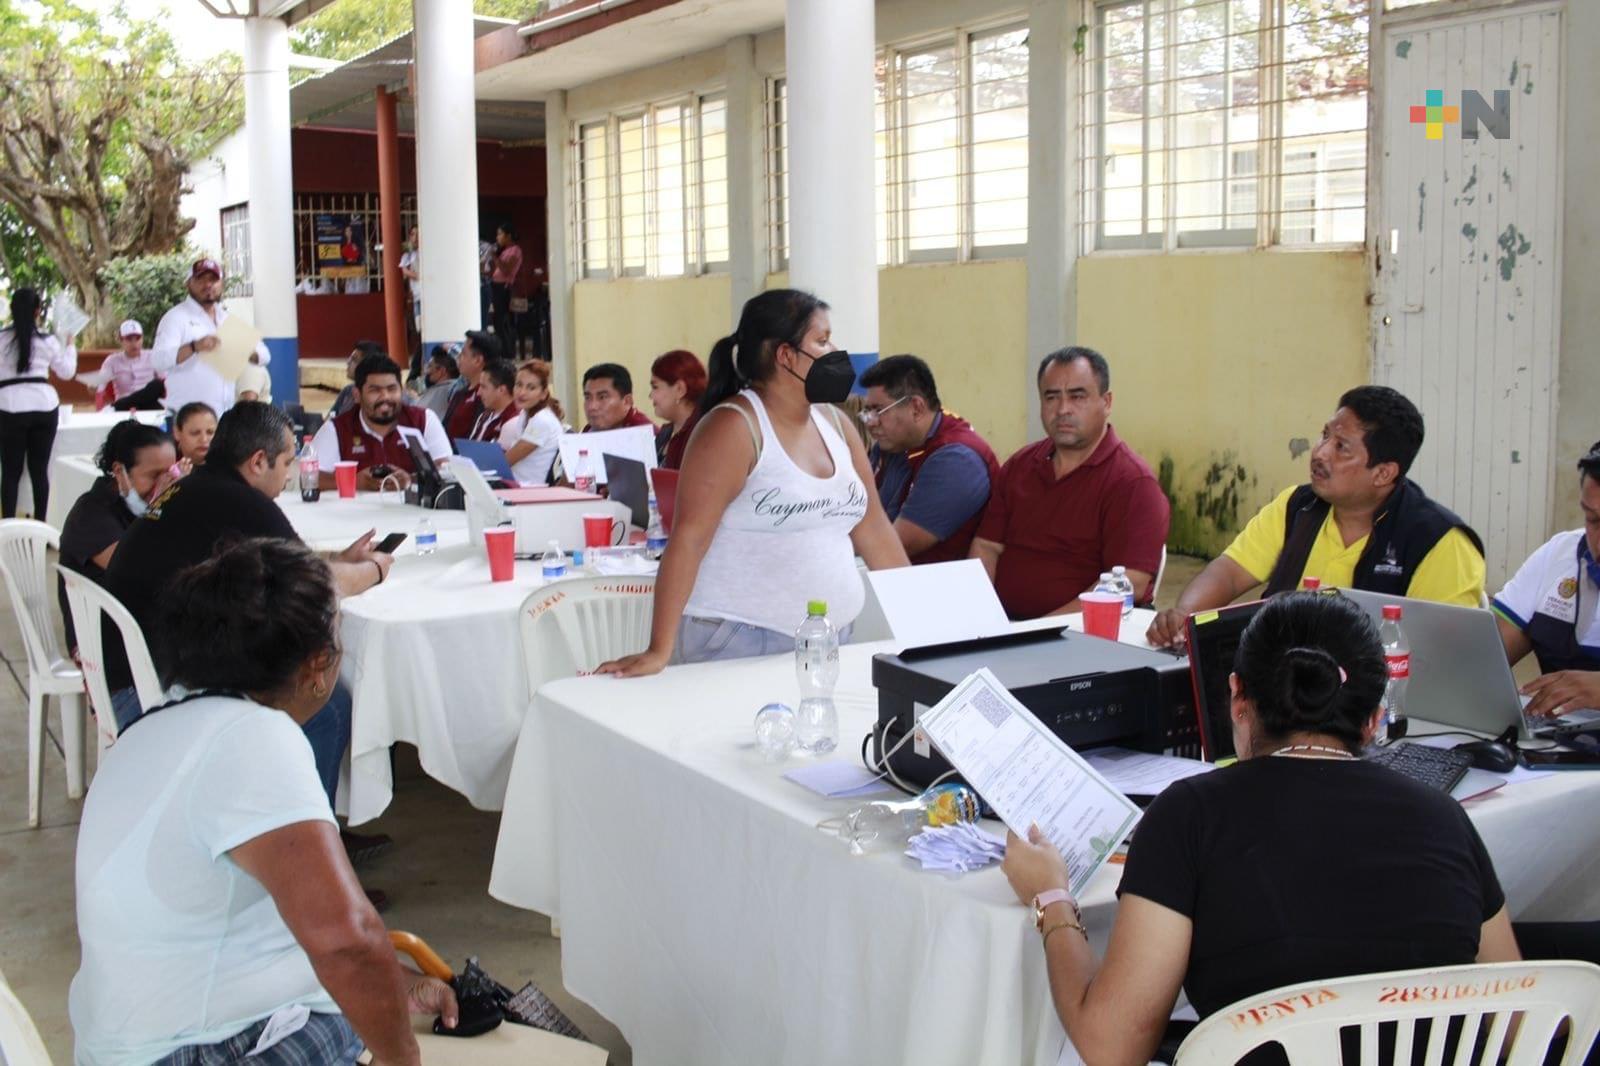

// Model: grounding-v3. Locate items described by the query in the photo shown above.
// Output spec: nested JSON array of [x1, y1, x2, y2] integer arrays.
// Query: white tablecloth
[[39, 409, 167, 528], [334, 495, 631, 824], [489, 611, 1600, 1066]]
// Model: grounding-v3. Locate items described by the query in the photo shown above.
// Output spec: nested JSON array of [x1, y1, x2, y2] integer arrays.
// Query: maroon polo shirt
[[977, 425, 1170, 620]]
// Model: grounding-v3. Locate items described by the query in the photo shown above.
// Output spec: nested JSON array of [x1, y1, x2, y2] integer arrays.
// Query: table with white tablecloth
[[486, 611, 1600, 1066], [38, 409, 168, 527], [333, 493, 631, 824]]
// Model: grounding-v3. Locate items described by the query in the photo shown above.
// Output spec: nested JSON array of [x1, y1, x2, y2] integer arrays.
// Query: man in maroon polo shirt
[[970, 347, 1170, 619], [443, 330, 497, 441], [311, 352, 453, 492], [582, 363, 655, 432]]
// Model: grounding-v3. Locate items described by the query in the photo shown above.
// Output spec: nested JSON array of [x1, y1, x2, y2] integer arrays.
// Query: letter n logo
[[1461, 90, 1512, 140]]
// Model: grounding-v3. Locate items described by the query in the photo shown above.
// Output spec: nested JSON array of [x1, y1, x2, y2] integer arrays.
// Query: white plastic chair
[[0, 519, 87, 828], [58, 566, 163, 754], [0, 965, 52, 1065], [1174, 960, 1600, 1066], [1151, 545, 1170, 604], [517, 575, 656, 693]]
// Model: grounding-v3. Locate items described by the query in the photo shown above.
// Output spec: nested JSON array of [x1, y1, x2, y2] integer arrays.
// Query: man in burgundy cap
[[150, 257, 271, 416]]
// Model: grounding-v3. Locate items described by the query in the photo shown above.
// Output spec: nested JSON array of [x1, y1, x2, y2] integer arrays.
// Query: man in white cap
[[150, 258, 270, 416], [96, 319, 163, 409]]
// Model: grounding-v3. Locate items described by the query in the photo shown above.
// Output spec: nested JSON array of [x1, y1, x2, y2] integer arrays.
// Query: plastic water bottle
[[540, 538, 566, 581], [754, 702, 796, 761], [1379, 604, 1410, 741], [837, 784, 980, 855], [1109, 565, 1135, 617], [573, 449, 596, 494], [1094, 571, 1114, 596], [645, 494, 668, 559], [793, 600, 840, 754], [414, 517, 437, 556], [298, 437, 320, 502]]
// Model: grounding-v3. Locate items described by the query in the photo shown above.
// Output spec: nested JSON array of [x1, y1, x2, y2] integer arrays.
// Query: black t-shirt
[[103, 464, 299, 691], [1117, 757, 1504, 1020], [58, 475, 136, 648]]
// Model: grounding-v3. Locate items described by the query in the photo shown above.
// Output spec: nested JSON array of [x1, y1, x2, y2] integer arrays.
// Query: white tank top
[[684, 390, 869, 634]]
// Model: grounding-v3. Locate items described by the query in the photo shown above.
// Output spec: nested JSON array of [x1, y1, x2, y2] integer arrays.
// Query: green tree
[[292, 0, 546, 62], [0, 0, 241, 337]]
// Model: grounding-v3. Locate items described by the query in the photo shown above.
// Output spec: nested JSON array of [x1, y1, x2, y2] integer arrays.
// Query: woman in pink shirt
[[490, 223, 522, 354]]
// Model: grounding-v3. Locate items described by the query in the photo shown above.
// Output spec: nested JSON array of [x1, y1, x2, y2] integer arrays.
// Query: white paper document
[[1083, 747, 1215, 797], [916, 668, 1141, 895], [866, 559, 1011, 647], [557, 425, 656, 486], [205, 313, 262, 384]]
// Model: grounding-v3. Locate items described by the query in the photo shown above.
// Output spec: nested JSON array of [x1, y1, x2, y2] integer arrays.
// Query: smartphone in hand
[[374, 532, 408, 554]]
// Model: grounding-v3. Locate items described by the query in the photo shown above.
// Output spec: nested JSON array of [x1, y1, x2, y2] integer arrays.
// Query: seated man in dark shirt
[[859, 354, 999, 564], [970, 347, 1169, 618], [103, 402, 393, 807], [58, 421, 177, 650], [1000, 591, 1518, 1063]]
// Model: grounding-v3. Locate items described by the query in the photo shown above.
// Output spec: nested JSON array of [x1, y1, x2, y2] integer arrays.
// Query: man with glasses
[[1493, 441, 1600, 719], [859, 354, 999, 564]]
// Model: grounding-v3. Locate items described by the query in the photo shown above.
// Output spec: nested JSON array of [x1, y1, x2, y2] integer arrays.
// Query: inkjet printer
[[869, 627, 1198, 792]]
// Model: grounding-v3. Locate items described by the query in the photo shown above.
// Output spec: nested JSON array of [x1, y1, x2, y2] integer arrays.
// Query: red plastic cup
[[1080, 591, 1123, 642], [582, 512, 624, 548], [484, 526, 517, 582], [334, 461, 358, 499]]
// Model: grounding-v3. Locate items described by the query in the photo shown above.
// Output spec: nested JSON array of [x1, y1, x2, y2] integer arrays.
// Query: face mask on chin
[[115, 470, 148, 517]]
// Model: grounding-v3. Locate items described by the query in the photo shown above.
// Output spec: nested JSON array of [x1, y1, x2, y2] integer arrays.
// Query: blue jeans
[[675, 616, 853, 665], [111, 682, 352, 808]]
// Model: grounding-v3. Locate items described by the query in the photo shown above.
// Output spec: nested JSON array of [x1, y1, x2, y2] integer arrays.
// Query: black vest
[[1263, 479, 1484, 598]]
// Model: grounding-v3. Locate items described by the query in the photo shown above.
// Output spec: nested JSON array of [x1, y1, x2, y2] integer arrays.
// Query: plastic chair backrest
[[0, 965, 53, 1066], [518, 576, 656, 697], [1152, 544, 1169, 604], [58, 567, 163, 739], [1174, 960, 1600, 1066], [0, 520, 69, 678]]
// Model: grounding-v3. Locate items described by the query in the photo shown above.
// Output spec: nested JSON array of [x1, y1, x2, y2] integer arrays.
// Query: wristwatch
[[1033, 888, 1078, 931]]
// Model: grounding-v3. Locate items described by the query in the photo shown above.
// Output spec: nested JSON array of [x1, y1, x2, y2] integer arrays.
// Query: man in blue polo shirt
[[1493, 441, 1600, 718]]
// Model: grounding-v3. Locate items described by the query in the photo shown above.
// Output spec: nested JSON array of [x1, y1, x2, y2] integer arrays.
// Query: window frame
[[220, 203, 253, 297]]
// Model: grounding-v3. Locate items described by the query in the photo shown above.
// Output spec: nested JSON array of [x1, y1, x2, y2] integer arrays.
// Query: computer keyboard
[[1364, 743, 1473, 793]]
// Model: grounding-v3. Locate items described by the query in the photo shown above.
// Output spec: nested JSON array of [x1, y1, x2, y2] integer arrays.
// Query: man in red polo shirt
[[311, 352, 452, 491], [971, 347, 1169, 619], [443, 330, 497, 441]]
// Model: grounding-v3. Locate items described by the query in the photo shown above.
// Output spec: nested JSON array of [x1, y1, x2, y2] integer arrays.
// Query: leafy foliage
[[100, 250, 197, 341], [291, 0, 546, 62], [0, 0, 242, 336]]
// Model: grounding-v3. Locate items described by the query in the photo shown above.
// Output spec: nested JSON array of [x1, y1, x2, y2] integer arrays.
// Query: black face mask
[[798, 349, 856, 405]]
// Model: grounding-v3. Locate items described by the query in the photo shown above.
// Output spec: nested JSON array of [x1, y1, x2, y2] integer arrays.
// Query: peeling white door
[[1374, 3, 1563, 587]]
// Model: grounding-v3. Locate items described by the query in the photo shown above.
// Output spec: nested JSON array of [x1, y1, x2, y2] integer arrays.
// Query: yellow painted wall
[[1077, 250, 1370, 556], [877, 260, 1030, 460], [571, 275, 733, 417]]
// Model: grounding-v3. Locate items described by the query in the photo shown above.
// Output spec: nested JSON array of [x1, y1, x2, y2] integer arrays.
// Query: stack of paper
[[905, 823, 1006, 872]]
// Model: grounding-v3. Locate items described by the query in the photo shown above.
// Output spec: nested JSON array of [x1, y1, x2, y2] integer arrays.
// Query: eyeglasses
[[859, 395, 909, 425]]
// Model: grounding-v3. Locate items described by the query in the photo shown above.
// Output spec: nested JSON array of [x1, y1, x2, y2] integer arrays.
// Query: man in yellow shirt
[[1148, 386, 1485, 647]]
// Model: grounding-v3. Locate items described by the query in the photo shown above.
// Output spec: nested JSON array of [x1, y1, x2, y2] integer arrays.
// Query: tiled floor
[[0, 551, 1209, 1063]]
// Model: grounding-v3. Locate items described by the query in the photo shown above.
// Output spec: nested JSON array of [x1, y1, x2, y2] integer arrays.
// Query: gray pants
[[676, 615, 852, 665]]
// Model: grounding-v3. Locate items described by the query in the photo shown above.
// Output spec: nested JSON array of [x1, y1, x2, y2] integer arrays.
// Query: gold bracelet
[[1041, 918, 1088, 946]]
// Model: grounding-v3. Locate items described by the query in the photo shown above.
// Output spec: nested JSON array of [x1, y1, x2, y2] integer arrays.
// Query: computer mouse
[[1454, 739, 1518, 773]]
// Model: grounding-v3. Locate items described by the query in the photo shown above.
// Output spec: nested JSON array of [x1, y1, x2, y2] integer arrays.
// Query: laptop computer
[[452, 438, 515, 484], [1340, 589, 1531, 742], [603, 454, 650, 530]]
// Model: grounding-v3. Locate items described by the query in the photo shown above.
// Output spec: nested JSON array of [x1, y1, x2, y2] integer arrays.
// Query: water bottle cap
[[1112, 565, 1126, 575], [807, 599, 827, 616], [1382, 604, 1403, 620]]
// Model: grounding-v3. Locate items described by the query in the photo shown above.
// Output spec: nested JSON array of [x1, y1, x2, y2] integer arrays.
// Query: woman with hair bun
[[1001, 591, 1519, 1063]]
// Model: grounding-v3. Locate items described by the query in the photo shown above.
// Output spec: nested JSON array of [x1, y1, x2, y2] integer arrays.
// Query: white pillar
[[412, 0, 482, 351], [243, 17, 298, 402], [544, 91, 578, 417], [785, 0, 877, 367], [725, 35, 766, 323], [1025, 0, 1077, 440]]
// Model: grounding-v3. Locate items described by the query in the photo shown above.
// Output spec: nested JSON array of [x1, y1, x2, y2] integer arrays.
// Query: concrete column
[[785, 0, 877, 374], [544, 91, 579, 417], [242, 17, 298, 403], [1025, 0, 1077, 439], [412, 0, 481, 352], [375, 87, 408, 367], [724, 35, 766, 324]]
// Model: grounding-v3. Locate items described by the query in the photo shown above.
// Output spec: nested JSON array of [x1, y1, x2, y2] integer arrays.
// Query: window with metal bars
[[289, 192, 417, 292], [574, 94, 730, 279], [220, 204, 252, 297], [764, 22, 1029, 272], [1083, 0, 1369, 252]]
